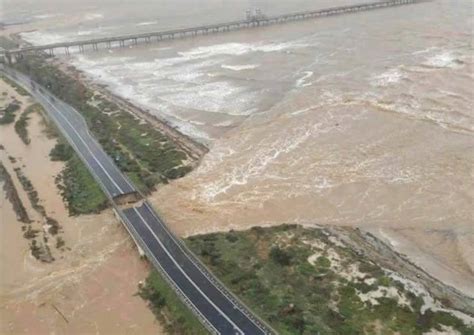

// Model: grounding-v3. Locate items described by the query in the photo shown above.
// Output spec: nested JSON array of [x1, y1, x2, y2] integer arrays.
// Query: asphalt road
[[1, 66, 271, 335], [2, 67, 136, 198]]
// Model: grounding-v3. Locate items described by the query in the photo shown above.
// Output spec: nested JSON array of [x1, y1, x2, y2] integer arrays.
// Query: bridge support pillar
[[5, 52, 12, 65]]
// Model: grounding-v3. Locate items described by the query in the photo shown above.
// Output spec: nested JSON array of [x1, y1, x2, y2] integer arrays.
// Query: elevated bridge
[[3, 0, 424, 63]]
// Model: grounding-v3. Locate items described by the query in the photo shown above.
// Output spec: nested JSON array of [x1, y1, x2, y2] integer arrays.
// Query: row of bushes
[[0, 102, 21, 124]]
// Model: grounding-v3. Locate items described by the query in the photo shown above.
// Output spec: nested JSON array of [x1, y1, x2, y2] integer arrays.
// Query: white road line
[[37, 91, 124, 195], [143, 202, 264, 330], [133, 207, 244, 335], [120, 210, 220, 335]]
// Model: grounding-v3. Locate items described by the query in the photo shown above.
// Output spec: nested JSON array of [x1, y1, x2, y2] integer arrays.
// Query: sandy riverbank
[[0, 78, 163, 334]]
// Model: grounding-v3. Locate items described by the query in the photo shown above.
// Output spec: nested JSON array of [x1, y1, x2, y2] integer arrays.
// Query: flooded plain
[[2, 0, 473, 298], [0, 80, 161, 335]]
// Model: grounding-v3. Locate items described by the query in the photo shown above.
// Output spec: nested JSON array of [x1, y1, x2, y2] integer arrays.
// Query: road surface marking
[[142, 202, 264, 330], [133, 207, 244, 335], [37, 91, 125, 195]]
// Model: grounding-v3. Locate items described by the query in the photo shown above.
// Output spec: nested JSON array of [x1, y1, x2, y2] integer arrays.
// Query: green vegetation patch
[[181, 225, 473, 335], [13, 167, 61, 235], [138, 270, 208, 335], [13, 55, 193, 193], [14, 103, 42, 144], [0, 101, 21, 124], [0, 162, 30, 223], [34, 110, 108, 216], [56, 154, 108, 216], [49, 140, 74, 161]]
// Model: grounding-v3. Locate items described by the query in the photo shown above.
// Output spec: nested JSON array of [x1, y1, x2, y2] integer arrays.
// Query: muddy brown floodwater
[[1, 0, 473, 319], [0, 79, 162, 335]]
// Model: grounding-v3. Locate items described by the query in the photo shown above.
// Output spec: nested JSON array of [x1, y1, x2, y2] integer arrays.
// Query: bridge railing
[[7, 0, 425, 58]]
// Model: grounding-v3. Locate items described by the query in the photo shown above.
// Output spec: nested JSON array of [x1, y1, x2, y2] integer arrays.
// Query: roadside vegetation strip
[[13, 55, 193, 193], [37, 109, 109, 216], [138, 270, 209, 335], [56, 155, 109, 215], [14, 103, 42, 144], [168, 225, 474, 335]]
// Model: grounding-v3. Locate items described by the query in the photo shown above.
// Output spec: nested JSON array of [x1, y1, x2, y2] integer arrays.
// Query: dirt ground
[[0, 78, 163, 334]]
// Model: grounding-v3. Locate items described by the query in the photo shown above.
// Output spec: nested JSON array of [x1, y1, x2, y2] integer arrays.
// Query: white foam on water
[[83, 13, 104, 21], [76, 27, 109, 37], [136, 21, 159, 26], [221, 64, 260, 71], [70, 52, 256, 141], [200, 125, 315, 201], [160, 81, 257, 116], [361, 93, 474, 134], [20, 31, 68, 45], [214, 120, 234, 127], [295, 71, 314, 88], [372, 68, 404, 86], [312, 176, 334, 190], [33, 14, 60, 20], [424, 51, 463, 69], [411, 46, 439, 56], [290, 105, 317, 116], [178, 41, 309, 60]]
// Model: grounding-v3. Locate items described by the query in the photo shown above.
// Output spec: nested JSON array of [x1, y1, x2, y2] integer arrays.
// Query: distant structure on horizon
[[246, 8, 266, 21], [4, 0, 425, 63]]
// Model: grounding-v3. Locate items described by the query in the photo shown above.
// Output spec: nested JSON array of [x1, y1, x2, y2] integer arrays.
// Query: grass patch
[[183, 225, 473, 335], [56, 155, 108, 216], [0, 162, 30, 223], [14, 103, 42, 144], [50, 140, 74, 161], [14, 167, 45, 215], [138, 271, 208, 335], [0, 102, 21, 124]]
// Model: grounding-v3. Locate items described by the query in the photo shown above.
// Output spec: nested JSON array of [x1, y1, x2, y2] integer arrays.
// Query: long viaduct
[[2, 0, 424, 63]]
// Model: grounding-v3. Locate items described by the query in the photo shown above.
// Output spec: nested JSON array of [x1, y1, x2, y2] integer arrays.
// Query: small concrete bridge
[[3, 0, 424, 63]]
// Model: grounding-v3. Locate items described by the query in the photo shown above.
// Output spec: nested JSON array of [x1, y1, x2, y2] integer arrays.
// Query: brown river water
[[2, 0, 473, 296]]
